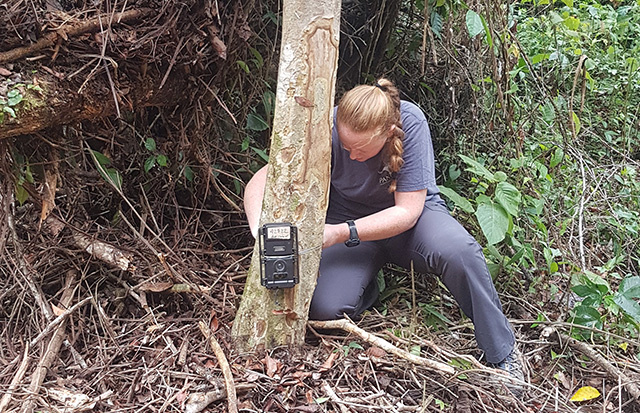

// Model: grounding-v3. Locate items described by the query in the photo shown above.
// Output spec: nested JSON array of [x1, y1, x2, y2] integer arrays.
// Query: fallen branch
[[21, 271, 79, 413], [198, 321, 238, 413], [47, 215, 134, 271], [308, 317, 456, 375], [558, 331, 640, 402], [0, 9, 153, 64], [321, 381, 349, 413], [0, 343, 30, 412]]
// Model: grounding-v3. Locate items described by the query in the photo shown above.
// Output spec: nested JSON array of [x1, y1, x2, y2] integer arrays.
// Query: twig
[[308, 317, 456, 375], [0, 343, 30, 412], [198, 321, 238, 413], [321, 381, 349, 413], [0, 9, 153, 64], [29, 296, 92, 347]]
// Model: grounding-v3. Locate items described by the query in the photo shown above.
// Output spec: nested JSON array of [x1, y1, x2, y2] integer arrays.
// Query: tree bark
[[231, 0, 341, 351]]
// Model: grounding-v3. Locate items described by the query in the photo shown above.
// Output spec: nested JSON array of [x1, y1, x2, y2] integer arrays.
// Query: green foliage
[[143, 138, 169, 173], [570, 272, 640, 338], [11, 149, 34, 205], [90, 150, 123, 191]]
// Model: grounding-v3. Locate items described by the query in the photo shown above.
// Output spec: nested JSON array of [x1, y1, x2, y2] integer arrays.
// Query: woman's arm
[[243, 165, 268, 238], [322, 189, 427, 248]]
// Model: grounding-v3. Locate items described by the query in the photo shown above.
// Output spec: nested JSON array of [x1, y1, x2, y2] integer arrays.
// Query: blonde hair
[[336, 78, 404, 192]]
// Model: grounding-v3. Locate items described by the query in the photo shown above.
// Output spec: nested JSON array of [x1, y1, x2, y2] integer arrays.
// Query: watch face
[[348, 239, 360, 247]]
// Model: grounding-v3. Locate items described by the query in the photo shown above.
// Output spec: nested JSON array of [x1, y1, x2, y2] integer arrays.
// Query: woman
[[244, 79, 524, 391]]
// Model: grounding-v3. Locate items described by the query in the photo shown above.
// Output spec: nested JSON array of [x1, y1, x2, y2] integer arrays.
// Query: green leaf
[[410, 345, 421, 356], [91, 150, 112, 166], [106, 168, 123, 191], [144, 156, 156, 173], [466, 10, 484, 38], [475, 200, 510, 245], [431, 12, 444, 38], [314, 397, 329, 404], [144, 138, 156, 151], [540, 102, 555, 123], [15, 184, 29, 205], [437, 186, 474, 213], [550, 147, 564, 168], [618, 276, 640, 298], [251, 146, 269, 162], [246, 113, 269, 131], [241, 137, 250, 152], [613, 295, 640, 322], [236, 60, 250, 74], [459, 154, 495, 182], [249, 47, 264, 68], [3, 106, 16, 118], [156, 154, 168, 167], [571, 111, 581, 135], [183, 165, 194, 182], [561, 0, 574, 7], [494, 171, 507, 182], [7, 91, 23, 106], [495, 181, 521, 217], [571, 305, 603, 329]]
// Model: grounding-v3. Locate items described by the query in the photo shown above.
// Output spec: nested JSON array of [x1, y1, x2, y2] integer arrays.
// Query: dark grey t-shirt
[[327, 100, 440, 223]]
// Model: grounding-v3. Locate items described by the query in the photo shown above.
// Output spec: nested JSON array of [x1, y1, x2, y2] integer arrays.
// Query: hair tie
[[374, 82, 386, 92]]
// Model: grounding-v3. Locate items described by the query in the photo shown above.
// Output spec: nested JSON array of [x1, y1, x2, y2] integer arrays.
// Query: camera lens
[[274, 259, 286, 272]]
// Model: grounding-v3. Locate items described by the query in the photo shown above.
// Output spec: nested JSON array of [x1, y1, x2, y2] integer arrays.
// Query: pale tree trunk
[[231, 0, 341, 351]]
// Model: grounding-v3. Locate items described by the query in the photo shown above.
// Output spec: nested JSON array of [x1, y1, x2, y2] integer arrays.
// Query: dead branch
[[0, 343, 30, 412], [321, 381, 349, 413], [198, 321, 238, 413], [21, 271, 79, 413], [308, 318, 456, 375], [558, 330, 640, 402], [46, 215, 134, 271], [0, 9, 153, 65]]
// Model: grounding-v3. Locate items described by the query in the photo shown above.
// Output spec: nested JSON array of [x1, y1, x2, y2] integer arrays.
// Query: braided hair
[[336, 78, 404, 192]]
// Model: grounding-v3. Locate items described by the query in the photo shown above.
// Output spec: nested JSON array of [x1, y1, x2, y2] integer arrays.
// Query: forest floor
[[2, 1, 640, 412], [1, 174, 639, 413]]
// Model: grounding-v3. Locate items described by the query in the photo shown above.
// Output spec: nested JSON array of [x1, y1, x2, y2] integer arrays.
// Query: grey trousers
[[309, 200, 515, 363]]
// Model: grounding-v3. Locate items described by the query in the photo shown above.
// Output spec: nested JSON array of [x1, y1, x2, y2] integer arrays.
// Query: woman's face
[[337, 124, 387, 162]]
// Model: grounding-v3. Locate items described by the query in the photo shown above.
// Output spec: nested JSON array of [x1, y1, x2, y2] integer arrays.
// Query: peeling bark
[[231, 0, 340, 351]]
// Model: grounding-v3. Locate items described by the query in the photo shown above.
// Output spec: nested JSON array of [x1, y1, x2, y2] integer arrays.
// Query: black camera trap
[[258, 223, 299, 289]]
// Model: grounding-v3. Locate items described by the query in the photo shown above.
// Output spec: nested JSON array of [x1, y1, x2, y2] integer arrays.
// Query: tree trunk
[[231, 0, 341, 351]]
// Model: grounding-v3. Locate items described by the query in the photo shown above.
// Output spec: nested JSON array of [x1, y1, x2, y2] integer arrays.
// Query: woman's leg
[[387, 201, 515, 364], [309, 241, 386, 321]]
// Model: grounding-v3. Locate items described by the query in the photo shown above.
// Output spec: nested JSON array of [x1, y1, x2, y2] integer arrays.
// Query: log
[[0, 70, 190, 139]]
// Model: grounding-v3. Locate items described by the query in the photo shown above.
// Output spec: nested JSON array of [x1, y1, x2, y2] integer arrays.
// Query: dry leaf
[[264, 354, 280, 378], [39, 165, 59, 229], [553, 371, 571, 390], [366, 346, 386, 358], [210, 316, 219, 332], [51, 303, 66, 316], [0, 67, 11, 76], [570, 386, 600, 402], [319, 351, 338, 372]]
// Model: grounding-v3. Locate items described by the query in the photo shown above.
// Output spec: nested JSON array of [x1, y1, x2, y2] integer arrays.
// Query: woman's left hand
[[322, 223, 348, 249]]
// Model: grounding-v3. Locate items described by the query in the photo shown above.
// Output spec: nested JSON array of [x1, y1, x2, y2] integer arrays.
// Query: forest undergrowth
[[1, 0, 639, 412]]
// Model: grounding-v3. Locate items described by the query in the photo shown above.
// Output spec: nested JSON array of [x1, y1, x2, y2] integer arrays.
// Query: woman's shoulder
[[400, 100, 428, 125]]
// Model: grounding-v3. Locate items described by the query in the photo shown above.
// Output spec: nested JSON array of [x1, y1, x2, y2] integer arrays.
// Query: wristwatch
[[344, 220, 360, 247]]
